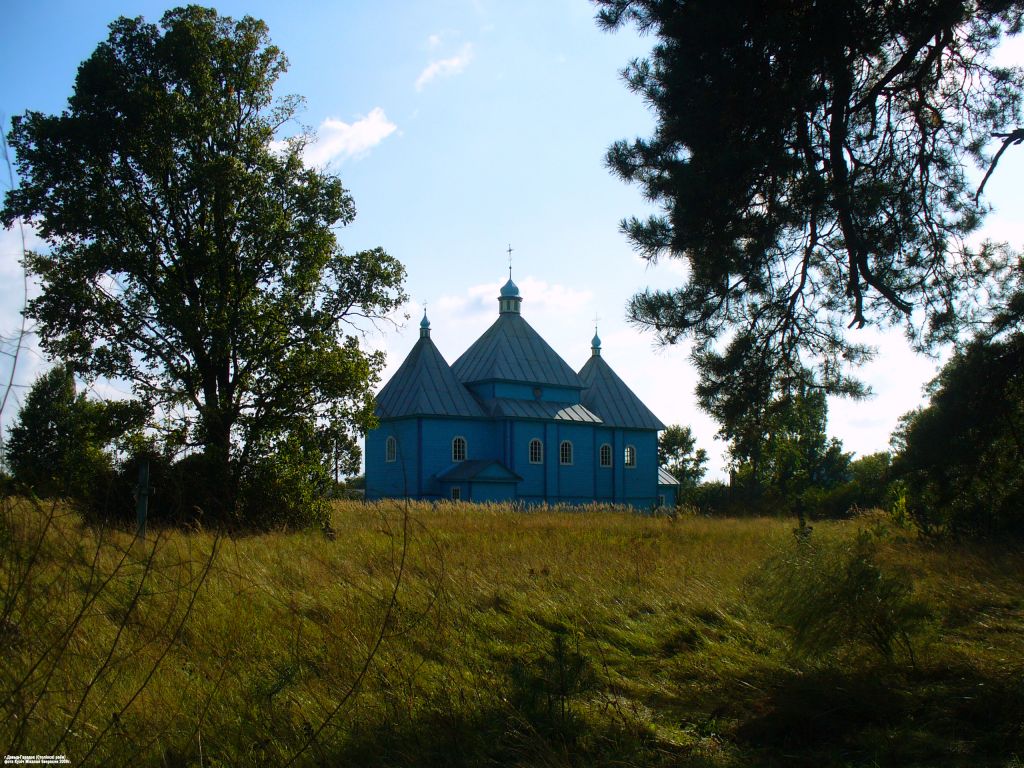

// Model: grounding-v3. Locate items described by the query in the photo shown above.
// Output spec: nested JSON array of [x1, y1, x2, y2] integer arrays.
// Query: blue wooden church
[[365, 277, 679, 508]]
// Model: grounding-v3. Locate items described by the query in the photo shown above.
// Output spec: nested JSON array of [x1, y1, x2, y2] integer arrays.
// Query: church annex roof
[[658, 467, 681, 486], [375, 334, 486, 419], [451, 313, 583, 389], [578, 353, 665, 431], [436, 459, 523, 483]]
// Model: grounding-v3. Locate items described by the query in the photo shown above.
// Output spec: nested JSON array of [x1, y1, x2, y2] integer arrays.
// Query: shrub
[[508, 629, 595, 743], [749, 529, 929, 664], [690, 480, 733, 515], [83, 447, 332, 532], [237, 425, 332, 530]]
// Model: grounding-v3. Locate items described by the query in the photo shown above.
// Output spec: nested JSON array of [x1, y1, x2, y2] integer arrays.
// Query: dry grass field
[[2, 498, 1023, 766]]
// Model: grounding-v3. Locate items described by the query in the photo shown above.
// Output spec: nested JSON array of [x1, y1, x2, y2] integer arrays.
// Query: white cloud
[[300, 107, 397, 167], [516, 277, 592, 315], [416, 44, 474, 91], [427, 33, 443, 50], [827, 327, 945, 461], [433, 277, 591, 320]]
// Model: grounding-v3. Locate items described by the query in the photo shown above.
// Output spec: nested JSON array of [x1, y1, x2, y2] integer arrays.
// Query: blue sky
[[2, 1, 1023, 476]]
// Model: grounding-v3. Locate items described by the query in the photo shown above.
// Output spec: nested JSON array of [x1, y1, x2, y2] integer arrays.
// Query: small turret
[[498, 278, 522, 314], [419, 309, 431, 339], [591, 327, 602, 357]]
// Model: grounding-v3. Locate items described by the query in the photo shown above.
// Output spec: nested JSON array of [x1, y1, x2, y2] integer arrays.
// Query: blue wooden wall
[[367, 415, 660, 507]]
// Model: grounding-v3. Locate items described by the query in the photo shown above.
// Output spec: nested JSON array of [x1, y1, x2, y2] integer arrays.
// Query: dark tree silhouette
[[894, 332, 1024, 537], [598, 0, 1023, 419]]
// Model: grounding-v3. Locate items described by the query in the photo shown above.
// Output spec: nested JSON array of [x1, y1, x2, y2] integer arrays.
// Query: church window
[[559, 440, 573, 465], [529, 439, 543, 464], [451, 486, 461, 501], [624, 445, 637, 468], [385, 436, 396, 463], [452, 436, 467, 462], [599, 443, 612, 467]]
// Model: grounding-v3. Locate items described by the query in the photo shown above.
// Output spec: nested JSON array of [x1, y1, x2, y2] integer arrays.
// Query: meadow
[[2, 498, 1022, 767]]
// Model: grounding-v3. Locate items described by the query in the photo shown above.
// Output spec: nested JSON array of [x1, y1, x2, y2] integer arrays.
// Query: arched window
[[599, 443, 612, 468], [385, 436, 397, 463], [529, 438, 543, 464], [452, 436, 467, 462], [559, 440, 573, 465], [624, 445, 637, 468]]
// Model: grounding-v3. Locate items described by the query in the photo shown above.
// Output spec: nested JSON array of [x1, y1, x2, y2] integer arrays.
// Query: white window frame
[[452, 436, 467, 462], [529, 438, 543, 464], [624, 444, 637, 468], [599, 443, 612, 468], [385, 436, 397, 463], [559, 440, 573, 466]]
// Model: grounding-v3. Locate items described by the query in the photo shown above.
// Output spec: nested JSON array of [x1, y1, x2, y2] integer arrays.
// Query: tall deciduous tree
[[597, 0, 1023, 414], [657, 424, 707, 488], [2, 7, 406, 521], [727, 385, 850, 520]]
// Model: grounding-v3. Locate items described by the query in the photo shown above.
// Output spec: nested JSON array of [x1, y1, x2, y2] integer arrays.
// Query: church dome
[[499, 278, 520, 298]]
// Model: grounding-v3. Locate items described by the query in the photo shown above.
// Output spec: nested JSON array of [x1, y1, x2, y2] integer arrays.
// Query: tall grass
[[2, 499, 1022, 766]]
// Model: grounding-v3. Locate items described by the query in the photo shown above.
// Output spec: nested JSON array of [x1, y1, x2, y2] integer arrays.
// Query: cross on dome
[[419, 305, 431, 338], [499, 246, 522, 313]]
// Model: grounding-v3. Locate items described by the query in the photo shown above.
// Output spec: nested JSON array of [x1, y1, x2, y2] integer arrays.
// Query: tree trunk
[[201, 412, 238, 522]]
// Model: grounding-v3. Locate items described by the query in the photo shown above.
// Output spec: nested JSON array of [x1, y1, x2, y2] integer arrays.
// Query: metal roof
[[658, 467, 681, 486], [451, 314, 582, 389], [375, 336, 486, 419], [578, 353, 666, 431], [481, 398, 603, 423], [436, 459, 523, 483]]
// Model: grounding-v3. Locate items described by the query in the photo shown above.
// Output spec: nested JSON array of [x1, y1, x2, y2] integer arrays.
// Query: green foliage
[[84, 450, 229, 528], [4, 365, 145, 500], [689, 479, 732, 515], [2, 7, 406, 526], [597, 0, 1023, 425], [685, 451, 892, 520], [724, 385, 851, 517], [847, 452, 894, 509], [238, 420, 332, 529], [81, 438, 332, 530], [657, 424, 707, 493], [750, 529, 929, 664], [893, 332, 1024, 537], [799, 451, 896, 519]]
